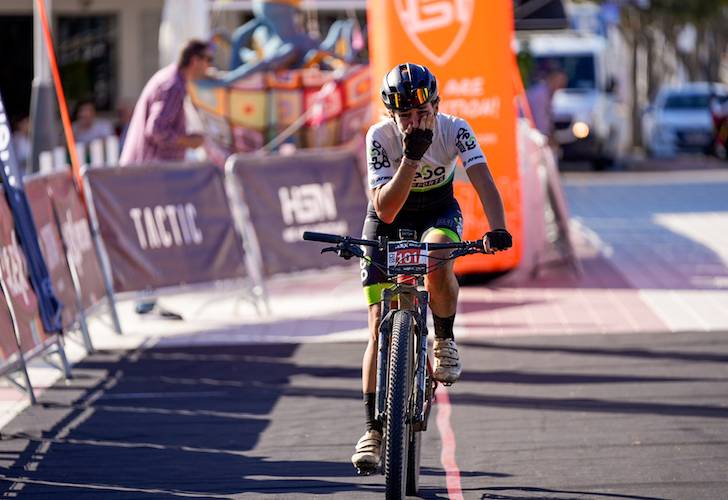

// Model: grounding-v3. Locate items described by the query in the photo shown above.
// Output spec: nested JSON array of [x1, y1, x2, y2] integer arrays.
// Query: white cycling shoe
[[351, 429, 381, 474], [433, 338, 462, 385]]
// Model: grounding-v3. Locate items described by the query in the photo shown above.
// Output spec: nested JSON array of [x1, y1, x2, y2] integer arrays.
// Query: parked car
[[642, 82, 728, 158]]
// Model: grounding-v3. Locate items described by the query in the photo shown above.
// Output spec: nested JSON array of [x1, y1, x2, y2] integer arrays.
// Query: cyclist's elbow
[[375, 207, 395, 224], [372, 187, 400, 223]]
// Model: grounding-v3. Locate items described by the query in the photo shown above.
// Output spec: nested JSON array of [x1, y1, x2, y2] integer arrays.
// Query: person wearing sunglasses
[[119, 39, 214, 320], [120, 39, 212, 166], [352, 62, 513, 471]]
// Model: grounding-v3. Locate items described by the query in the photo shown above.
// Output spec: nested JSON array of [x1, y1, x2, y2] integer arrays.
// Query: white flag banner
[[159, 0, 211, 68]]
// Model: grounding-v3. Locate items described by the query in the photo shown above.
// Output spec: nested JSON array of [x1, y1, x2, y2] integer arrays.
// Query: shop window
[[58, 15, 117, 112]]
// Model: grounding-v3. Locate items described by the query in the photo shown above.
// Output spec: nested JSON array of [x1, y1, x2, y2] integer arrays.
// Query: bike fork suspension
[[375, 288, 395, 421]]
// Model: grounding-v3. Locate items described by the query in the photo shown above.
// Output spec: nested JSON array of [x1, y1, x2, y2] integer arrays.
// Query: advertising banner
[[45, 172, 108, 310], [0, 89, 63, 332], [25, 175, 79, 330], [229, 148, 368, 276], [85, 164, 246, 293], [367, 0, 522, 273], [0, 292, 20, 366], [0, 187, 49, 354]]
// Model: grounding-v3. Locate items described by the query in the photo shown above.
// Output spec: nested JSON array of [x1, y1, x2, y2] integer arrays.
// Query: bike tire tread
[[385, 310, 413, 499]]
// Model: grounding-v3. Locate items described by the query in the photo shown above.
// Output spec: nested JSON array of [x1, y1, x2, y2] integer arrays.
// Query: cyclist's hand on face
[[403, 111, 434, 161], [484, 229, 512, 252]]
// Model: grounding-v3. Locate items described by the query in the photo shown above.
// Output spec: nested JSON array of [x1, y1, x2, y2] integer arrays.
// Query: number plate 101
[[387, 241, 429, 276]]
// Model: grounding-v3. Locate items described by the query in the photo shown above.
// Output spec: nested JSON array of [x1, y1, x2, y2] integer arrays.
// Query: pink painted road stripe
[[435, 387, 464, 499]]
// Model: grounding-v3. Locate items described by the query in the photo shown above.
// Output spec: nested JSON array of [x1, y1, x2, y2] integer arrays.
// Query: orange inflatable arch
[[368, 0, 522, 274]]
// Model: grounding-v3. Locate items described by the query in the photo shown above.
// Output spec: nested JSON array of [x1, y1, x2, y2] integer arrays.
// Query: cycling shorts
[[360, 188, 463, 306]]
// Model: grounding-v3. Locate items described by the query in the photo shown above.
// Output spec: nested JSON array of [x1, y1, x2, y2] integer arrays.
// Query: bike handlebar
[[302, 231, 488, 252], [303, 231, 378, 247]]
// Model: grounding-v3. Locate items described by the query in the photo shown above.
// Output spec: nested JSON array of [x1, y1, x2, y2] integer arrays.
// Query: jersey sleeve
[[366, 126, 395, 190], [452, 118, 487, 169]]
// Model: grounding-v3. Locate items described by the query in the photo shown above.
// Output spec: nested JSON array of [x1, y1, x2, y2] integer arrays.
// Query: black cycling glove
[[404, 128, 433, 161], [485, 229, 512, 251]]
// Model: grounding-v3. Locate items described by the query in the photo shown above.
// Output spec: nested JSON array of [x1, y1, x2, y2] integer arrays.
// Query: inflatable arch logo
[[394, 0, 474, 66]]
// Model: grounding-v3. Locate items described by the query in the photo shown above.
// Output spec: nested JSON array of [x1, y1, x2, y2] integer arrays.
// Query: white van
[[518, 32, 628, 169]]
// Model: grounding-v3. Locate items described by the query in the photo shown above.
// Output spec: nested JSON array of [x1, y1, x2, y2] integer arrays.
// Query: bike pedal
[[355, 465, 379, 476]]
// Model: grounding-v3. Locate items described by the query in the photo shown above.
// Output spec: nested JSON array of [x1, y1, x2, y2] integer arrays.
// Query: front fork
[[375, 287, 435, 431]]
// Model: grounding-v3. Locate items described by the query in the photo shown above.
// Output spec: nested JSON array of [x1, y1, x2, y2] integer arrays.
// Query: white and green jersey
[[366, 112, 487, 192]]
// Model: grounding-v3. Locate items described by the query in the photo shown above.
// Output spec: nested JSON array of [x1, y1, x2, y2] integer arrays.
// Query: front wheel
[[406, 429, 422, 495], [385, 310, 414, 499]]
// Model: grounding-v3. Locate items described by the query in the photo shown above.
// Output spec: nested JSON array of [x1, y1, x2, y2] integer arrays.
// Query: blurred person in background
[[526, 68, 567, 147], [120, 39, 213, 319], [72, 98, 114, 144], [119, 39, 210, 166], [12, 115, 31, 174], [710, 93, 728, 160]]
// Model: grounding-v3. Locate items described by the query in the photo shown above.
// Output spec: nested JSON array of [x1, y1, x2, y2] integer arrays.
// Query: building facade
[[0, 0, 164, 121]]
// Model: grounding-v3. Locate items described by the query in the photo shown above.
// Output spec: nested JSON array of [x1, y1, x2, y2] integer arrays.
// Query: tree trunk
[[622, 8, 643, 150]]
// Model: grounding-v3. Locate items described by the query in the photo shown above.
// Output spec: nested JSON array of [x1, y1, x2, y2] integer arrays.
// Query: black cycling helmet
[[380, 63, 438, 112]]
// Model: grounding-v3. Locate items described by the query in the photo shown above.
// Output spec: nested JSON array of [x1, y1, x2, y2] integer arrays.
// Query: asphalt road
[[0, 329, 726, 499]]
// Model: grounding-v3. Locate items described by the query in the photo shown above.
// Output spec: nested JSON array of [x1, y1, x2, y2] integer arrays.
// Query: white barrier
[[39, 134, 121, 172]]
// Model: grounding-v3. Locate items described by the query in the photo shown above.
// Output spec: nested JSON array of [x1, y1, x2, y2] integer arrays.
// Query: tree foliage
[[571, 0, 727, 148], [647, 0, 728, 22]]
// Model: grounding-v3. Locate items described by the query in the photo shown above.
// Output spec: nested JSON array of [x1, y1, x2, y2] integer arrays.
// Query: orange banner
[[367, 0, 522, 273]]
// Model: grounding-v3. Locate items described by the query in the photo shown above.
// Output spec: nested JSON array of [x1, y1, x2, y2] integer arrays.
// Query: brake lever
[[448, 249, 469, 260], [342, 245, 365, 259], [322, 244, 365, 260]]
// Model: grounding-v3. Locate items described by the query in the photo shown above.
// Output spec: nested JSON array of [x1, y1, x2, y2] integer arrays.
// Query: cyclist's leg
[[422, 228, 459, 319], [362, 302, 381, 394], [421, 201, 464, 383], [360, 211, 393, 401], [421, 198, 463, 323], [354, 211, 393, 468]]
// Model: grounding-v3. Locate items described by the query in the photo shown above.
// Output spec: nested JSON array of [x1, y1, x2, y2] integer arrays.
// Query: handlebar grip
[[302, 231, 343, 244]]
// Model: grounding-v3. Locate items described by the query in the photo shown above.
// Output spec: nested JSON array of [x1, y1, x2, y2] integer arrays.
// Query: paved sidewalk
[[564, 169, 728, 332]]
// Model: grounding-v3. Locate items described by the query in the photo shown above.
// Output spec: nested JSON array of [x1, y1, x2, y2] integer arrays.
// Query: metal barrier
[[83, 162, 267, 314], [225, 146, 368, 277], [0, 185, 70, 404], [0, 150, 367, 403]]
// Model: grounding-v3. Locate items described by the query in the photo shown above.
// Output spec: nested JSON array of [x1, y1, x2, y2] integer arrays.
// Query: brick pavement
[[564, 170, 728, 332]]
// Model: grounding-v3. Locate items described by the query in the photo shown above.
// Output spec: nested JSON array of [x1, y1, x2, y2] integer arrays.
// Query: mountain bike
[[303, 229, 492, 499]]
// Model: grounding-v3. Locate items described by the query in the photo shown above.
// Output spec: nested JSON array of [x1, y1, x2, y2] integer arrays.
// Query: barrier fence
[[0, 150, 365, 404], [84, 163, 249, 293], [226, 147, 368, 277], [0, 184, 69, 404], [25, 175, 80, 332], [46, 171, 110, 312], [0, 132, 574, 406]]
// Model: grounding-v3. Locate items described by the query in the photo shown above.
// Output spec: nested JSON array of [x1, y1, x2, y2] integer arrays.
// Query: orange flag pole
[[35, 0, 84, 201]]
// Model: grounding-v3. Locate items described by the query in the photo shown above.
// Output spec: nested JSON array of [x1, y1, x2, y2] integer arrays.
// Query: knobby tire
[[385, 310, 414, 499]]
